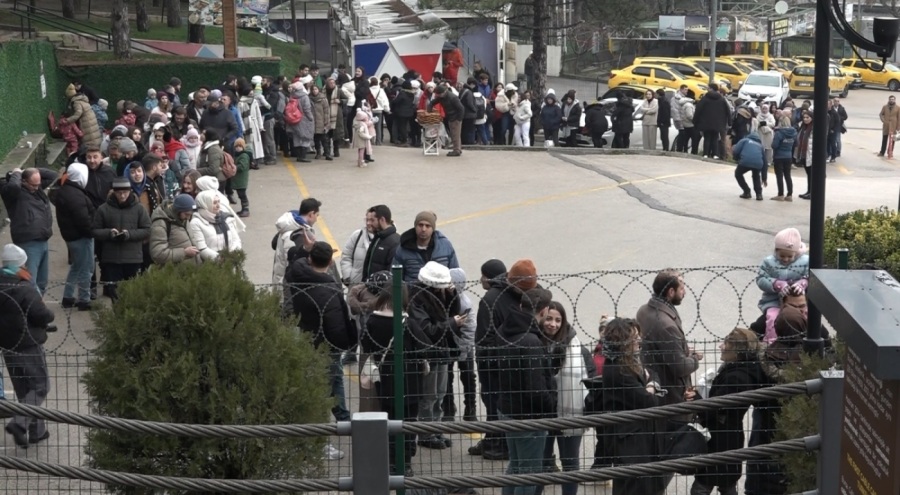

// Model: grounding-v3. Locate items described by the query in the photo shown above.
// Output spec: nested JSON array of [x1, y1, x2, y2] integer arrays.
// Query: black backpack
[[474, 95, 486, 120]]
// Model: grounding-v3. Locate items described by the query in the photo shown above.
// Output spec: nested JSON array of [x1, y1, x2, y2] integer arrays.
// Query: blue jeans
[[330, 355, 350, 421], [835, 131, 842, 157], [18, 240, 49, 295], [536, 431, 583, 495], [476, 123, 491, 144], [417, 362, 448, 422], [63, 237, 94, 303], [500, 412, 547, 495]]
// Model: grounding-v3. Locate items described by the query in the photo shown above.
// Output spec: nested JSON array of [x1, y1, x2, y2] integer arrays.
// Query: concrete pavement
[[0, 142, 896, 493]]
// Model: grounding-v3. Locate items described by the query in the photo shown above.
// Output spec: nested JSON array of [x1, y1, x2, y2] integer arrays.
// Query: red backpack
[[284, 97, 303, 125], [221, 152, 237, 178]]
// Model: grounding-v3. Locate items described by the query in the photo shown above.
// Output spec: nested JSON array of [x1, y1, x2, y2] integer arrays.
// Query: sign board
[[767, 10, 816, 41], [839, 348, 900, 495], [188, 0, 269, 27]]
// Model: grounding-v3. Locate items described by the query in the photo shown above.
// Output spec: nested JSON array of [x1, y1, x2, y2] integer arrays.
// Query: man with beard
[[361, 204, 400, 281], [635, 269, 702, 420], [393, 211, 459, 282]]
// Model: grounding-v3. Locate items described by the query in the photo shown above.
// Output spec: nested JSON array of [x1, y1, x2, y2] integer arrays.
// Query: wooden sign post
[[221, 0, 238, 59]]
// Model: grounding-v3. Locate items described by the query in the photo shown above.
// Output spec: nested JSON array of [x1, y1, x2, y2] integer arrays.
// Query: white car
[[738, 70, 789, 108]]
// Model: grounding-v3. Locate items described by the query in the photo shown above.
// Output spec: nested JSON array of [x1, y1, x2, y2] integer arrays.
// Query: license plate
[[798, 82, 812, 87]]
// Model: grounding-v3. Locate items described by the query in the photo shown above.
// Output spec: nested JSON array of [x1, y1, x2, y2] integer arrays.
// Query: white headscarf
[[67, 162, 89, 189], [194, 176, 246, 232]]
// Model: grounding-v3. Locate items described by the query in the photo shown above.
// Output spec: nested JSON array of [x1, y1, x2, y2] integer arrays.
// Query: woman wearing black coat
[[584, 101, 609, 148], [601, 318, 668, 495], [693, 328, 772, 495], [656, 89, 672, 151], [611, 93, 634, 149]]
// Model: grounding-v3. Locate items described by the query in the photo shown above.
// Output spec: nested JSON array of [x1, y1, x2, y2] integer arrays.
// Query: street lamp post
[[807, 2, 900, 355]]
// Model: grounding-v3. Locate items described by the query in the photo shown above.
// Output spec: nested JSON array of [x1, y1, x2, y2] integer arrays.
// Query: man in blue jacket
[[393, 211, 460, 282], [732, 131, 767, 201]]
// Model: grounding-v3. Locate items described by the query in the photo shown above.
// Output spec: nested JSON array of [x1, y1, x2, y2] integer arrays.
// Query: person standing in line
[[656, 89, 671, 151], [611, 91, 634, 149], [795, 111, 814, 200], [770, 116, 797, 201], [640, 90, 659, 150], [0, 244, 55, 448], [513, 90, 534, 147], [0, 168, 57, 295], [432, 85, 465, 157], [832, 97, 848, 158], [878, 95, 900, 157], [51, 162, 95, 311], [694, 83, 730, 159]]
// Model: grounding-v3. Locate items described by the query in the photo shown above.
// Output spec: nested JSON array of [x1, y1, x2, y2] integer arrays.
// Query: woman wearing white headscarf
[[188, 190, 242, 263], [195, 176, 246, 233]]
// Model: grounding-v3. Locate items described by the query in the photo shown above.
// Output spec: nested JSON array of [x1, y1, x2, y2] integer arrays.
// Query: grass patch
[[0, 11, 309, 74]]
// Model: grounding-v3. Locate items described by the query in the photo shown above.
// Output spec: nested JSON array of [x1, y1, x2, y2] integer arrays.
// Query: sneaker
[[482, 448, 509, 460], [322, 443, 345, 460], [770, 196, 785, 201], [447, 151, 462, 157], [785, 195, 793, 202], [799, 192, 811, 200], [417, 435, 448, 450], [713, 155, 720, 160], [739, 192, 752, 199], [61, 297, 75, 309], [28, 430, 49, 444], [5, 423, 28, 448]]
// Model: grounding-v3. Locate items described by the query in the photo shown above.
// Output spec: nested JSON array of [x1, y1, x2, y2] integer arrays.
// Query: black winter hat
[[480, 259, 507, 280], [366, 271, 392, 295]]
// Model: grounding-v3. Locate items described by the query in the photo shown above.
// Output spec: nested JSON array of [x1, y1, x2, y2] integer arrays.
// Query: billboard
[[658, 10, 815, 42], [684, 15, 711, 41], [768, 10, 816, 41], [715, 15, 769, 42], [188, 0, 269, 27], [659, 15, 686, 40]]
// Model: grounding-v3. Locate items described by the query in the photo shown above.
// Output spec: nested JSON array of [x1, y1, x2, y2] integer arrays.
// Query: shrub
[[774, 341, 845, 493], [823, 206, 900, 278], [83, 252, 332, 494]]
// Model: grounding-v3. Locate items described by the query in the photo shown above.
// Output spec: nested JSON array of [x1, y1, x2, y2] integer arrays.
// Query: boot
[[297, 147, 311, 163], [314, 150, 322, 159], [238, 209, 250, 218], [365, 153, 374, 163], [324, 141, 333, 161], [332, 142, 341, 158]]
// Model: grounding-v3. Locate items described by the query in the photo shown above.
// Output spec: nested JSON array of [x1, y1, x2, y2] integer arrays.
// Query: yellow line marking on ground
[[281, 156, 342, 257], [439, 169, 728, 227]]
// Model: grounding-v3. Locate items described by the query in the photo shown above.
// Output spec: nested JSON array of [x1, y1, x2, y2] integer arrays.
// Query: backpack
[[474, 95, 486, 121], [221, 152, 237, 179], [284, 97, 303, 125]]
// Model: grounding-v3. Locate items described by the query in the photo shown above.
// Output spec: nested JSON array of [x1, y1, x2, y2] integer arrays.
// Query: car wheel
[[840, 85, 849, 98], [890, 80, 900, 91]]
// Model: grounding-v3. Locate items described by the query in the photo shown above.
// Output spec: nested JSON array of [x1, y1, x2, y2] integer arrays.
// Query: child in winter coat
[[144, 88, 158, 110], [181, 126, 202, 170], [756, 227, 809, 343], [353, 109, 373, 168], [231, 138, 252, 217], [57, 118, 84, 156], [92, 99, 109, 130]]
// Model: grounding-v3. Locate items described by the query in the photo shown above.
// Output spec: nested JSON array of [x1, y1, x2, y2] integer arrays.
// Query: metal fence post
[[346, 412, 391, 495], [837, 248, 849, 269], [390, 264, 406, 490], [817, 369, 844, 495]]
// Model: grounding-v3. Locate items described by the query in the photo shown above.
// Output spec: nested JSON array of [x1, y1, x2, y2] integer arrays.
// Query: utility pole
[[222, 0, 238, 58], [709, 0, 718, 85]]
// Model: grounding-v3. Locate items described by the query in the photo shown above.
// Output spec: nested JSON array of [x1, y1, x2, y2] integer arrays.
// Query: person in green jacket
[[231, 138, 251, 217]]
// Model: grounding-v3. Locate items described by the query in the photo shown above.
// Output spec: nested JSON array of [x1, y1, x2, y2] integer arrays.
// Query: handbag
[[360, 337, 393, 390], [663, 420, 710, 474]]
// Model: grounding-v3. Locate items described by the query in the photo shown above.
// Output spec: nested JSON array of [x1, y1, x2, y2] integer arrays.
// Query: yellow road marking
[[438, 169, 728, 227], [281, 156, 342, 257]]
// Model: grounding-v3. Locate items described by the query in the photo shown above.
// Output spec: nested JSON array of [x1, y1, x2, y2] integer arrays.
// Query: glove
[[791, 279, 809, 292], [773, 280, 788, 293]]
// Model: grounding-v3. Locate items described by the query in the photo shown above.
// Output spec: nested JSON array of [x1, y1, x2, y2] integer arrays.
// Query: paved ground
[[1, 86, 898, 493]]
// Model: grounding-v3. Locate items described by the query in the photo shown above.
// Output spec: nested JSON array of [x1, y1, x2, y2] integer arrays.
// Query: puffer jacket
[[92, 192, 151, 264], [583, 102, 609, 136], [287, 258, 357, 351], [188, 212, 242, 262], [53, 180, 96, 242], [393, 229, 460, 282], [495, 306, 557, 420], [540, 96, 563, 131], [339, 227, 372, 285], [0, 270, 55, 351], [197, 140, 226, 182], [671, 92, 685, 129], [362, 224, 400, 281], [513, 98, 533, 124], [678, 97, 696, 128], [310, 91, 331, 134], [67, 94, 101, 147], [272, 210, 311, 286], [149, 204, 198, 265], [756, 253, 809, 311], [772, 126, 798, 160], [391, 89, 416, 119], [732, 132, 766, 170], [611, 96, 634, 134]]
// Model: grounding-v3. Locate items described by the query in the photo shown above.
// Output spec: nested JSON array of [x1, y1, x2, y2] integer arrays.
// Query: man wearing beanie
[[149, 193, 200, 265], [431, 85, 465, 156], [407, 261, 462, 451], [93, 177, 152, 301], [1, 167, 58, 295], [0, 244, 55, 447], [393, 210, 459, 282]]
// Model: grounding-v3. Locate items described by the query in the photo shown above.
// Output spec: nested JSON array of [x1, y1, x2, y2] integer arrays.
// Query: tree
[[111, 0, 131, 60], [135, 0, 150, 32], [165, 0, 181, 28], [188, 24, 206, 43], [82, 253, 332, 494]]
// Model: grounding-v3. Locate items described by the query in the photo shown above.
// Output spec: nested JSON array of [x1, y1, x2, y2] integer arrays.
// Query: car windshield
[[793, 66, 815, 76], [741, 60, 764, 70], [887, 64, 900, 72], [744, 74, 781, 87]]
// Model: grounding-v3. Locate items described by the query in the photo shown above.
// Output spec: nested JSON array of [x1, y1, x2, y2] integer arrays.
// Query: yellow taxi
[[724, 55, 792, 77], [794, 56, 863, 86], [839, 58, 900, 90], [632, 57, 732, 94], [789, 63, 852, 98], [681, 57, 752, 90], [608, 64, 708, 98]]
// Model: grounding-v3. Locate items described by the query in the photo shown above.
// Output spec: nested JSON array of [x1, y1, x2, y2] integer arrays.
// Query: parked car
[[609, 64, 708, 99], [738, 70, 790, 107], [681, 57, 753, 90], [789, 63, 851, 98], [632, 57, 732, 94], [839, 57, 900, 90]]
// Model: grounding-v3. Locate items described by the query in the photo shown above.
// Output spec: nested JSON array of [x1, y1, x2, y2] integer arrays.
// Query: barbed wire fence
[[0, 265, 830, 494]]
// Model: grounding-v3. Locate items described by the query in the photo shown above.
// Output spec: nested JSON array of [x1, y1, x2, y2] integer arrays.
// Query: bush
[[823, 206, 900, 278], [83, 252, 332, 494], [774, 341, 845, 493]]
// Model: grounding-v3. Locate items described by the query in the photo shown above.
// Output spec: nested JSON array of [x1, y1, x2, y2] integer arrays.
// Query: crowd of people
[[0, 65, 819, 494]]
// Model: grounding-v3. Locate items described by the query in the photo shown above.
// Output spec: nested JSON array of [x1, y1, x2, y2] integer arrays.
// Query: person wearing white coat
[[641, 90, 660, 150], [369, 78, 391, 145], [339, 211, 374, 286], [195, 176, 246, 233], [513, 92, 534, 147], [239, 90, 265, 164], [187, 190, 242, 263]]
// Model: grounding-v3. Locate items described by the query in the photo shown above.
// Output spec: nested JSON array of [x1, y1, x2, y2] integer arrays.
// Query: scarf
[[164, 139, 186, 160], [1, 266, 31, 282], [797, 124, 812, 159]]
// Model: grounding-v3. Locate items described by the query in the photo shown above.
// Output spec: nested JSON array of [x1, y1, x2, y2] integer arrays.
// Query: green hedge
[[823, 206, 900, 279], [58, 56, 281, 123], [0, 41, 65, 162]]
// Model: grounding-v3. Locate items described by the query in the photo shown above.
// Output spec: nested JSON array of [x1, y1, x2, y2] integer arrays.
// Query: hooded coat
[[66, 94, 102, 148], [92, 191, 151, 264], [584, 102, 609, 136], [495, 306, 557, 420], [197, 140, 226, 182], [611, 95, 634, 134], [539, 95, 562, 133], [310, 90, 331, 134], [287, 258, 356, 351], [149, 204, 198, 265], [272, 210, 311, 286], [772, 126, 798, 160], [694, 90, 731, 133], [732, 132, 767, 170], [0, 270, 55, 351], [287, 84, 315, 147], [393, 228, 460, 282], [325, 85, 347, 140], [53, 164, 95, 242]]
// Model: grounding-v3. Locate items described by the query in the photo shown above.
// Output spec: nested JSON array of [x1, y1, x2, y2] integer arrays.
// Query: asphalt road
[[1, 86, 898, 492]]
